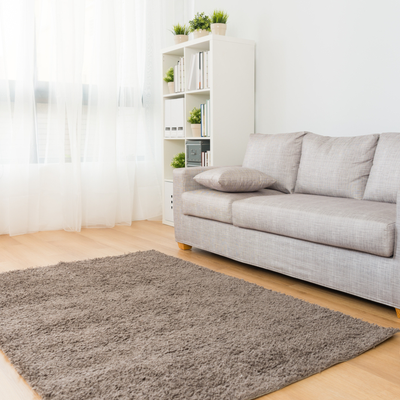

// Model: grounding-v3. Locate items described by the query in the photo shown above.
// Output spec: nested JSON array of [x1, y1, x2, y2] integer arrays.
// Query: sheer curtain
[[0, 0, 164, 236]]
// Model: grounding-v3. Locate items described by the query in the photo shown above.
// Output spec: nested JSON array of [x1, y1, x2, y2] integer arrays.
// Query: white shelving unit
[[162, 35, 255, 226]]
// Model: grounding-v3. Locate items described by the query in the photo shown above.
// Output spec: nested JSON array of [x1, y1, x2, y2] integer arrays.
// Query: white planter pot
[[191, 124, 201, 137], [192, 30, 209, 39], [174, 35, 189, 45], [211, 23, 227, 36], [168, 82, 174, 94]]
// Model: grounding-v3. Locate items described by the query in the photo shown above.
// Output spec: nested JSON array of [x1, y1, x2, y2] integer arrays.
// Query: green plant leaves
[[163, 67, 174, 83], [211, 10, 228, 24], [187, 107, 201, 124], [170, 23, 189, 36], [184, 10, 228, 34], [189, 12, 211, 32], [171, 152, 185, 168]]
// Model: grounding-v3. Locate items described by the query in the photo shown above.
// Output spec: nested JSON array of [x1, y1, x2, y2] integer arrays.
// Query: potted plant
[[170, 23, 189, 45], [163, 67, 174, 94], [210, 10, 228, 35], [189, 12, 211, 39], [170, 152, 185, 168], [188, 107, 201, 137]]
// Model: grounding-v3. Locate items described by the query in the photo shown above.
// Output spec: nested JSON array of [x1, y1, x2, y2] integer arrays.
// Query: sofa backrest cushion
[[363, 132, 400, 203], [295, 133, 379, 200], [242, 132, 307, 194]]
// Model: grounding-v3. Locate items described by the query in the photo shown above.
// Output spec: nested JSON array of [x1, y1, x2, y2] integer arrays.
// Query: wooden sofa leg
[[177, 242, 192, 250], [396, 308, 400, 319]]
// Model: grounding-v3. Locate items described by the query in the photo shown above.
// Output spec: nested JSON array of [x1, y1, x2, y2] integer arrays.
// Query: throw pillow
[[295, 133, 379, 200], [194, 167, 276, 192], [242, 132, 308, 194], [363, 132, 400, 203]]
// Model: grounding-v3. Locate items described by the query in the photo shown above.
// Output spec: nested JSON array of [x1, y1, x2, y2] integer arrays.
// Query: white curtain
[[0, 0, 164, 236]]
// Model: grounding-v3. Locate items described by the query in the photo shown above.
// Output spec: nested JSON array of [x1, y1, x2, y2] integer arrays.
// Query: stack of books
[[200, 100, 210, 137], [174, 57, 185, 92], [187, 51, 210, 91], [201, 150, 211, 167]]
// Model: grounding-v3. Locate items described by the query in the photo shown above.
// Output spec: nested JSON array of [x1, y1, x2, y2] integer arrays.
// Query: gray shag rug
[[0, 250, 398, 400]]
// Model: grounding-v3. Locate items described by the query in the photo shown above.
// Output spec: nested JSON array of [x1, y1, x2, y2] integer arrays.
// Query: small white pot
[[174, 35, 189, 45], [191, 124, 201, 137], [192, 29, 209, 39], [168, 82, 175, 94], [211, 23, 227, 36]]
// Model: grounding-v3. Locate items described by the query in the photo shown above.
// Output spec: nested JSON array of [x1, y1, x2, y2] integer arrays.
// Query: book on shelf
[[206, 104, 208, 136], [173, 58, 185, 93], [173, 52, 210, 93], [179, 58, 182, 92], [198, 99, 210, 137], [206, 99, 210, 136], [180, 57, 184, 92], [204, 52, 208, 88], [196, 53, 200, 90], [188, 54, 196, 91], [199, 52, 203, 89], [200, 103, 204, 137], [204, 101, 208, 137], [178, 60, 181, 92], [174, 62, 178, 93], [201, 150, 211, 167], [206, 51, 210, 89], [187, 51, 210, 91]]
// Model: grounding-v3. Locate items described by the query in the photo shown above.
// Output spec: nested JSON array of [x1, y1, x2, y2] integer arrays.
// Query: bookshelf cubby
[[162, 35, 255, 226]]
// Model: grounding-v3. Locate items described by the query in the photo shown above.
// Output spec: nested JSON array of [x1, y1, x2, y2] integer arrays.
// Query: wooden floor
[[0, 220, 399, 400]]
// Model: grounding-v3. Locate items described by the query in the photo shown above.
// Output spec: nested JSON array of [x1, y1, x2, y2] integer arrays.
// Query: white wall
[[193, 0, 400, 136], [164, 0, 194, 46]]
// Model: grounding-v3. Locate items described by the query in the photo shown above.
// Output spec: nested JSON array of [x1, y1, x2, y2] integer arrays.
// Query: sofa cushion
[[295, 133, 379, 200], [182, 188, 285, 224], [193, 167, 276, 192], [363, 132, 400, 203], [232, 194, 396, 257], [242, 132, 307, 194]]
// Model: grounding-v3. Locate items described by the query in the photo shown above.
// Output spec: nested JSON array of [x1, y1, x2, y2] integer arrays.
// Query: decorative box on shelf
[[186, 140, 210, 167]]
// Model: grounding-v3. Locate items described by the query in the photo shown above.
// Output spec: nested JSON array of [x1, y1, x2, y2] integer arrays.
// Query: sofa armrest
[[173, 166, 218, 194], [173, 166, 221, 243], [395, 190, 400, 259]]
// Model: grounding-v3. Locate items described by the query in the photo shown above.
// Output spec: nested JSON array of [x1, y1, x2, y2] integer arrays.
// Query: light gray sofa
[[173, 131, 400, 317]]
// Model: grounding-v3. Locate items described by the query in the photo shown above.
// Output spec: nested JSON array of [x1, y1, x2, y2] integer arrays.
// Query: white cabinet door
[[164, 181, 174, 222]]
